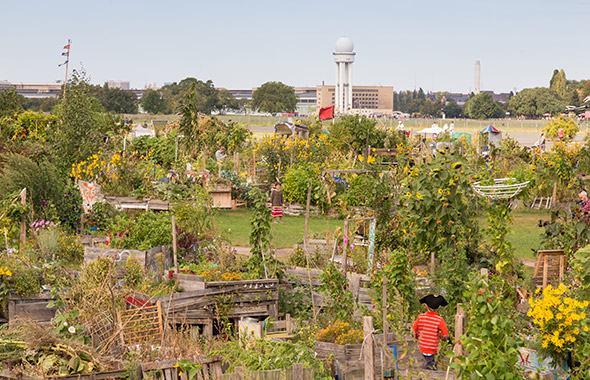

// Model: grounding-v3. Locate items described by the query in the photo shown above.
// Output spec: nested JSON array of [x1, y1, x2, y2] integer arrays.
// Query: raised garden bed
[[152, 278, 279, 336], [1, 290, 58, 327]]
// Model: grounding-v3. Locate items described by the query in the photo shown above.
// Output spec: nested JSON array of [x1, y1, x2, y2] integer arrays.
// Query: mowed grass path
[[213, 208, 551, 260], [212, 209, 342, 251]]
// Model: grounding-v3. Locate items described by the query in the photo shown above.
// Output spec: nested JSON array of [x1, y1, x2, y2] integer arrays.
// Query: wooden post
[[19, 188, 26, 252], [363, 316, 375, 380], [171, 215, 179, 274], [382, 277, 388, 335], [235, 366, 245, 380], [552, 182, 558, 204], [303, 179, 312, 252], [453, 304, 464, 356], [286, 313, 292, 334], [252, 150, 256, 183], [234, 152, 239, 173], [559, 255, 565, 283], [292, 363, 304, 380], [543, 255, 549, 288], [342, 219, 349, 275]]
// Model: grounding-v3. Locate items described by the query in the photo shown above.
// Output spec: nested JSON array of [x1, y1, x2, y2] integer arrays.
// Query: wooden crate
[[2, 291, 58, 327]]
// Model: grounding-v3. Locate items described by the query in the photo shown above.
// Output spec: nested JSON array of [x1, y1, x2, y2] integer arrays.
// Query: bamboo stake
[[172, 215, 179, 274]]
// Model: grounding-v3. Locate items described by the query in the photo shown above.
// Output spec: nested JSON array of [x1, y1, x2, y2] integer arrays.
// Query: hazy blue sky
[[1, 0, 588, 93]]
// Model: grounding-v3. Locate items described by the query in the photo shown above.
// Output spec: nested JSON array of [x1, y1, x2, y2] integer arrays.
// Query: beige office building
[[316, 85, 394, 115]]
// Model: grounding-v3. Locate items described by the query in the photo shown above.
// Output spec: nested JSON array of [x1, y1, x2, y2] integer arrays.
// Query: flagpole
[[63, 39, 70, 99]]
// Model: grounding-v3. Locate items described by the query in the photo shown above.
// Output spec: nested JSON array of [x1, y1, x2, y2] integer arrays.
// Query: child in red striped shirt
[[412, 294, 449, 370]]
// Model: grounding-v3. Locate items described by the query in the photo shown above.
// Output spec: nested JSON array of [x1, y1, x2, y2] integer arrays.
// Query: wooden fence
[[221, 364, 313, 380]]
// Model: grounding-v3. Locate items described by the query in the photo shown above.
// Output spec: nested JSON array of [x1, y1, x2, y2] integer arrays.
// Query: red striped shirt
[[412, 310, 448, 354]]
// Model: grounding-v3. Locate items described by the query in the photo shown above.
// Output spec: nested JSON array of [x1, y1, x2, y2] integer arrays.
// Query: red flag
[[584, 94, 590, 103], [63, 44, 70, 49], [61, 52, 68, 56], [319, 105, 334, 121]]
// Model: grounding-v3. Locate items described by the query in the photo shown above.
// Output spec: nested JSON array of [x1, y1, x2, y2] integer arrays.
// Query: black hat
[[419, 294, 448, 309]]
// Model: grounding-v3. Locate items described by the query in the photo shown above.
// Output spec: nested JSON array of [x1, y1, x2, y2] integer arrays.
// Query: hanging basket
[[471, 178, 529, 199]]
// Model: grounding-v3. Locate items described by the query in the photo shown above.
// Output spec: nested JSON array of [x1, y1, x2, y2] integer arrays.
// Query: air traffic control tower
[[333, 37, 355, 114]]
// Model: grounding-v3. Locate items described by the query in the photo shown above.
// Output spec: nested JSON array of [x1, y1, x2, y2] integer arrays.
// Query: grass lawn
[[213, 207, 551, 260], [478, 208, 551, 261], [212, 209, 343, 249]]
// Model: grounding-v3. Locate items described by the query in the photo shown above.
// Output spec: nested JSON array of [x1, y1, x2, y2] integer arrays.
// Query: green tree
[[443, 100, 462, 118], [99, 85, 138, 114], [251, 81, 298, 114], [464, 93, 503, 119], [549, 68, 567, 98], [507, 87, 564, 118], [420, 99, 442, 117], [141, 89, 169, 114], [0, 89, 24, 118], [216, 88, 238, 114], [51, 70, 128, 169], [328, 115, 386, 155]]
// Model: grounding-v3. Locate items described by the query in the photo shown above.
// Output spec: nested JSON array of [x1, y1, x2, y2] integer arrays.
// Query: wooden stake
[[363, 316, 375, 380], [171, 215, 179, 274], [453, 304, 464, 356], [19, 188, 26, 253], [382, 277, 388, 335], [543, 255, 549, 288], [303, 179, 312, 252], [342, 219, 349, 275]]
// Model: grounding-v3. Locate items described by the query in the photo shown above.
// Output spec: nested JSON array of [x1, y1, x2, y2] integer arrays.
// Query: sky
[[1, 0, 588, 94]]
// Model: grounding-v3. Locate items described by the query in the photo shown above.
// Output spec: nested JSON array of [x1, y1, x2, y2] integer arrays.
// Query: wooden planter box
[[1, 290, 58, 327], [315, 334, 421, 378], [0, 368, 132, 380], [153, 278, 279, 335]]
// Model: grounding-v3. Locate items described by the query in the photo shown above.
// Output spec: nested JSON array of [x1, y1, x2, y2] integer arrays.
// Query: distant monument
[[474, 60, 481, 95], [333, 37, 355, 114]]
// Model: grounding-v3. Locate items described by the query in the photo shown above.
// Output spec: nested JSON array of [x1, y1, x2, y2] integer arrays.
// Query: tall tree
[[0, 89, 24, 118], [549, 69, 567, 98], [443, 100, 462, 118], [141, 90, 169, 114], [507, 88, 564, 118], [51, 70, 128, 169], [251, 82, 298, 114], [464, 93, 503, 119]]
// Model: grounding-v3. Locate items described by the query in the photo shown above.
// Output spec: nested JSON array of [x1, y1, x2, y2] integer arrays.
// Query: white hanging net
[[472, 178, 529, 199]]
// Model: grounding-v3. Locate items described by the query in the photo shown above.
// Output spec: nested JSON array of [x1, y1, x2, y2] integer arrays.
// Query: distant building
[[317, 85, 394, 115], [107, 80, 130, 90], [0, 81, 62, 98], [294, 87, 317, 115]]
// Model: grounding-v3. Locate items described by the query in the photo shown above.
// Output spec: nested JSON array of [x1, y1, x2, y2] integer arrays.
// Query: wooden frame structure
[[533, 249, 566, 289]]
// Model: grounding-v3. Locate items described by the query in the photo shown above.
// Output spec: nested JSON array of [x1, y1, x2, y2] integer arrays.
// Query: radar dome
[[335, 37, 354, 53]]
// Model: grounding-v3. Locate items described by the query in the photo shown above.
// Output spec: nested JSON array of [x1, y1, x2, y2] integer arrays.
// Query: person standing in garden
[[412, 294, 449, 370], [270, 183, 284, 223]]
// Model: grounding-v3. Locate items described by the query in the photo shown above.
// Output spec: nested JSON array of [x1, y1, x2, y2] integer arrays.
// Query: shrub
[[544, 116, 579, 141], [0, 154, 64, 219], [282, 162, 326, 208]]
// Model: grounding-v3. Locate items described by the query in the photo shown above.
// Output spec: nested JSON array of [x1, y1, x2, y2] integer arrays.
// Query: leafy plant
[[449, 271, 524, 379], [319, 262, 355, 322]]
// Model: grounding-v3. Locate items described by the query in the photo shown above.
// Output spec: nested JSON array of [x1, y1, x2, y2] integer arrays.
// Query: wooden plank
[[363, 316, 375, 380], [543, 255, 549, 289]]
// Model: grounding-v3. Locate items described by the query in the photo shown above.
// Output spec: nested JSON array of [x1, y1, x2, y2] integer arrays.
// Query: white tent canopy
[[418, 126, 443, 134]]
